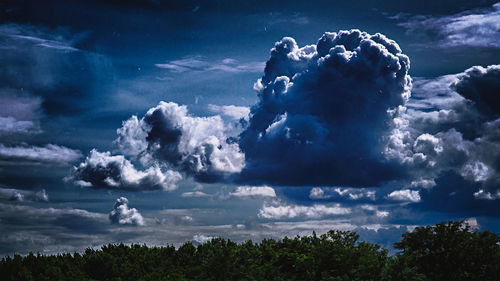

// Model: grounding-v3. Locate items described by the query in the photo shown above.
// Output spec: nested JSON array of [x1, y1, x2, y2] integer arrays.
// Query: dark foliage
[[0, 221, 498, 281]]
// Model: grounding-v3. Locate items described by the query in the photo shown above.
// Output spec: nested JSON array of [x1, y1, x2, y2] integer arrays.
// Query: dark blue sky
[[0, 0, 499, 256]]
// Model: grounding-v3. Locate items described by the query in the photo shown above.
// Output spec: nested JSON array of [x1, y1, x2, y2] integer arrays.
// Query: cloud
[[70, 149, 182, 191], [0, 187, 49, 202], [258, 202, 351, 219], [109, 197, 145, 226], [192, 234, 214, 244], [238, 29, 411, 186], [309, 187, 376, 201], [309, 187, 326, 199], [155, 56, 264, 73], [0, 116, 38, 135], [0, 23, 111, 116], [115, 101, 245, 182], [451, 65, 500, 116], [387, 189, 421, 203], [181, 191, 211, 198], [0, 144, 82, 164], [207, 104, 250, 121], [229, 185, 276, 198], [474, 189, 500, 200], [385, 64, 500, 202], [398, 3, 500, 48]]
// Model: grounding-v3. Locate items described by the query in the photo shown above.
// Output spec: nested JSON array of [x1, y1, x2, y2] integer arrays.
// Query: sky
[[0, 0, 500, 256]]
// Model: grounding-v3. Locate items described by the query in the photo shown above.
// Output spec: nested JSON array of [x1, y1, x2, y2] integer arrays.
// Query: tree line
[[1, 221, 499, 281]]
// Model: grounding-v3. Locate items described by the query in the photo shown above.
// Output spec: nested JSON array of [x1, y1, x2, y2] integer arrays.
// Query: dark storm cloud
[[69, 149, 182, 191], [452, 65, 500, 116], [238, 29, 411, 186]]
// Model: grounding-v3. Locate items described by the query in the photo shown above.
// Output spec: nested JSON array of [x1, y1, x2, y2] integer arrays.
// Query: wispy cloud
[[10, 34, 79, 51], [155, 56, 264, 73], [0, 116, 39, 135]]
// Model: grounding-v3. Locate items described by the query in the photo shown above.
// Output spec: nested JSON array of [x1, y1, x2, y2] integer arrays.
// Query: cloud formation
[[0, 187, 49, 202], [70, 149, 181, 191], [109, 197, 145, 226], [398, 3, 500, 48], [386, 189, 421, 203], [115, 101, 245, 182], [0, 144, 81, 164], [258, 202, 351, 219], [155, 56, 264, 73], [239, 29, 411, 186], [0, 116, 38, 135], [230, 185, 276, 198]]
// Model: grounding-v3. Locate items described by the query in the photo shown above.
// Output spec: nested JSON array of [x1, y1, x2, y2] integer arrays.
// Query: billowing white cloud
[[109, 197, 145, 226], [387, 189, 421, 203], [230, 185, 276, 198], [385, 65, 500, 199], [258, 202, 351, 219], [0, 144, 82, 164], [115, 101, 245, 181], [309, 187, 376, 201], [70, 149, 182, 191]]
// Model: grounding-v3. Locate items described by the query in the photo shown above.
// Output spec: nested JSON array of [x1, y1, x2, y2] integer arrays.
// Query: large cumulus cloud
[[115, 101, 245, 182], [385, 64, 500, 206], [238, 29, 411, 186]]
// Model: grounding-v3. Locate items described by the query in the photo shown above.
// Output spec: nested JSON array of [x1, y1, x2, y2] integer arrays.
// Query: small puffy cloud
[[309, 187, 376, 201], [410, 178, 436, 189], [230, 185, 276, 198], [385, 64, 500, 202], [192, 234, 214, 244], [34, 189, 49, 202], [70, 149, 182, 191], [398, 3, 500, 48], [387, 189, 421, 203], [115, 101, 245, 182], [0, 144, 81, 164], [9, 191, 24, 202], [239, 29, 411, 186], [181, 191, 211, 198], [258, 202, 351, 219], [109, 197, 145, 226], [473, 189, 500, 200], [309, 187, 326, 199]]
